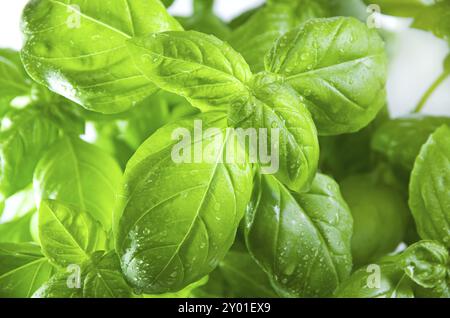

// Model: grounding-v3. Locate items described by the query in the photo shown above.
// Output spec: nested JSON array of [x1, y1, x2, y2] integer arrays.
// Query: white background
[[0, 0, 448, 116]]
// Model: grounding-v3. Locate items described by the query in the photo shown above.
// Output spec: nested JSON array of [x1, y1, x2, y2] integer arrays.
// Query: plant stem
[[413, 71, 450, 113]]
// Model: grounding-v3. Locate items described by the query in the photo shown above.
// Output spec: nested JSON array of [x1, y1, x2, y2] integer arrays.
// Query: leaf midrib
[[49, 0, 132, 39], [148, 130, 233, 286]]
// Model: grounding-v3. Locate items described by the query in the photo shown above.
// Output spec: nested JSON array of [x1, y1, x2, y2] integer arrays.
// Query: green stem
[[413, 71, 450, 113], [194, 0, 214, 14]]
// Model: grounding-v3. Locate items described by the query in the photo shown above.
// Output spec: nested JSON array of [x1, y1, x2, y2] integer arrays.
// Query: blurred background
[[0, 0, 448, 117]]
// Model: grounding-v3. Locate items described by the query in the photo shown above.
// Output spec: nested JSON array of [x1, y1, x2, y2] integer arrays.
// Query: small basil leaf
[[266, 17, 387, 135], [0, 107, 61, 199], [340, 173, 410, 267], [33, 251, 132, 298], [116, 112, 253, 294], [127, 31, 252, 112], [21, 0, 182, 113], [33, 137, 123, 231], [409, 125, 450, 248], [372, 115, 450, 171], [245, 173, 353, 297], [400, 241, 449, 290], [0, 242, 55, 298], [229, 72, 319, 193], [230, 0, 331, 72], [335, 241, 449, 298], [38, 200, 107, 268]]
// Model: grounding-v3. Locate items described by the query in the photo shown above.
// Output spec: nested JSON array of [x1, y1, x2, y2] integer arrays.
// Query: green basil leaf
[[372, 115, 450, 171], [400, 240, 449, 291], [0, 107, 61, 199], [0, 242, 55, 298], [194, 249, 279, 298], [245, 173, 353, 297], [335, 241, 449, 298], [34, 137, 123, 231], [340, 173, 410, 267], [0, 49, 31, 112], [39, 200, 107, 267], [266, 17, 387, 135], [411, 1, 450, 42], [230, 1, 331, 72], [116, 112, 253, 294], [21, 0, 182, 114], [33, 251, 132, 298], [127, 31, 252, 112], [229, 72, 319, 193], [409, 125, 450, 248]]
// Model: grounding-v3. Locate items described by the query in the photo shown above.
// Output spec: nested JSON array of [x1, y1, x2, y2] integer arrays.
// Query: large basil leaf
[[335, 241, 449, 298], [33, 251, 132, 298], [229, 0, 331, 72], [245, 173, 353, 297], [0, 107, 61, 199], [177, 0, 230, 39], [116, 112, 253, 294], [266, 17, 387, 135], [229, 72, 319, 193], [33, 137, 123, 230], [127, 31, 252, 112], [39, 200, 107, 267], [372, 115, 450, 171], [340, 173, 410, 267], [21, 0, 182, 114], [409, 125, 450, 248], [193, 248, 278, 298], [0, 242, 54, 298]]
